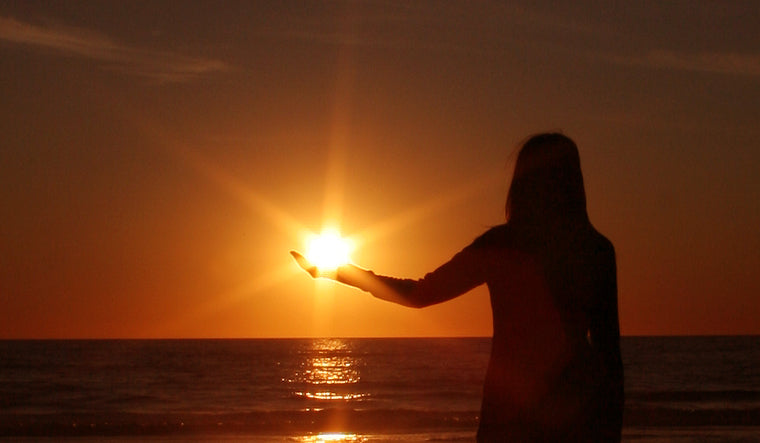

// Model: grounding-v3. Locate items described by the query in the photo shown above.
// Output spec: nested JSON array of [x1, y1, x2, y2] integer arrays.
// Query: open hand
[[290, 250, 368, 292], [289, 250, 325, 279]]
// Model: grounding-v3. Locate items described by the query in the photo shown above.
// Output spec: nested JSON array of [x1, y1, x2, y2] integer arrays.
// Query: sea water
[[0, 337, 758, 441]]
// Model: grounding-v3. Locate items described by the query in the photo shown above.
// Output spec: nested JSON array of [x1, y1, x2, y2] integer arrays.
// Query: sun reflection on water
[[285, 338, 368, 403], [297, 433, 366, 442]]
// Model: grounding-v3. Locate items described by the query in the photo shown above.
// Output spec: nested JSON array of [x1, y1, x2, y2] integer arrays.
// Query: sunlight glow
[[141, 110, 497, 337], [306, 229, 354, 270], [299, 433, 363, 442], [294, 391, 367, 400]]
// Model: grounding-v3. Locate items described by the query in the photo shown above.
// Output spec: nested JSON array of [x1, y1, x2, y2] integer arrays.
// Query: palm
[[289, 250, 319, 278]]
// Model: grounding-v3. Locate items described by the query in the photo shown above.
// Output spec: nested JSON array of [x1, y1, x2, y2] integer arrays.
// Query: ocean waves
[[1, 337, 758, 438], [0, 409, 481, 437], [2, 405, 760, 437]]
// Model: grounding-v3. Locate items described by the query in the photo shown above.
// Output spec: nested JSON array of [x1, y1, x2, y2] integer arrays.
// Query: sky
[[1, 1, 758, 338]]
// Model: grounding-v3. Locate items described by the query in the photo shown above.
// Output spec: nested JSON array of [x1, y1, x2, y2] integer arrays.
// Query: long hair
[[505, 133, 588, 228]]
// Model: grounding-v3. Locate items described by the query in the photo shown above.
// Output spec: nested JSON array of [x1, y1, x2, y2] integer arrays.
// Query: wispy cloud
[[610, 49, 760, 77], [0, 16, 229, 82]]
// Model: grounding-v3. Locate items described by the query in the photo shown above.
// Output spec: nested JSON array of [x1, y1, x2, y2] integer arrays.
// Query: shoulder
[[469, 224, 514, 249], [587, 226, 615, 255]]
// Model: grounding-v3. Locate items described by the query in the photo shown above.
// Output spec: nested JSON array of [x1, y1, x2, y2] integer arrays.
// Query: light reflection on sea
[[284, 338, 369, 404], [297, 432, 366, 442]]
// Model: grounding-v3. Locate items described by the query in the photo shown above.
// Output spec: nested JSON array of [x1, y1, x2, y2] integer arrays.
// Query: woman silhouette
[[292, 133, 623, 442]]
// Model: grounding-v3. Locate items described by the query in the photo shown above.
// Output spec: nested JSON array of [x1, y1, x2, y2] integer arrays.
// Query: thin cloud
[[0, 16, 229, 82], [610, 49, 760, 77]]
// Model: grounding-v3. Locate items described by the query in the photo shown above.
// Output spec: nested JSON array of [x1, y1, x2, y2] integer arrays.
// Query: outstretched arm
[[290, 247, 484, 308], [289, 250, 423, 307]]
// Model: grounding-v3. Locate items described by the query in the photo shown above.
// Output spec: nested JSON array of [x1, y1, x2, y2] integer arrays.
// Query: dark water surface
[[1, 337, 758, 441]]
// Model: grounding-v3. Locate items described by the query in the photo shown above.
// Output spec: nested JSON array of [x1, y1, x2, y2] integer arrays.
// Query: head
[[505, 133, 588, 227]]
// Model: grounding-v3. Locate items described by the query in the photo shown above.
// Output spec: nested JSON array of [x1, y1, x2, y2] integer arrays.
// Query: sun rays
[[181, 144, 496, 312], [354, 172, 504, 248], [120, 21, 502, 336], [128, 106, 501, 337]]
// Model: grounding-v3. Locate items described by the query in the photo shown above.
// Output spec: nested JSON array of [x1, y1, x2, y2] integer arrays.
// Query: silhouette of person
[[292, 133, 624, 442]]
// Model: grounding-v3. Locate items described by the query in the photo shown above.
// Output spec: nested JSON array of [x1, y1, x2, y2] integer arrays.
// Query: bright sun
[[305, 229, 353, 270]]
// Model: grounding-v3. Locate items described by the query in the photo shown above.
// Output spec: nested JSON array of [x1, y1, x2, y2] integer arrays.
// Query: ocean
[[0, 337, 758, 442]]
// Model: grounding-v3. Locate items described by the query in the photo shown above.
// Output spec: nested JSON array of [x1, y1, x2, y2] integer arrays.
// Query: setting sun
[[305, 229, 354, 271]]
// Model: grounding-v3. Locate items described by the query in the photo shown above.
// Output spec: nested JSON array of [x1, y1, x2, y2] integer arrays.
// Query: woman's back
[[474, 222, 623, 442]]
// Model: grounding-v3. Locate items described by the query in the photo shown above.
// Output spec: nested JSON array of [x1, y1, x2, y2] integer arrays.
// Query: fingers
[[289, 250, 318, 278]]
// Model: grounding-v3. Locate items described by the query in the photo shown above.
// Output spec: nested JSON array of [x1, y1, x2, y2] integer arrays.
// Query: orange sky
[[1, 1, 759, 338]]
